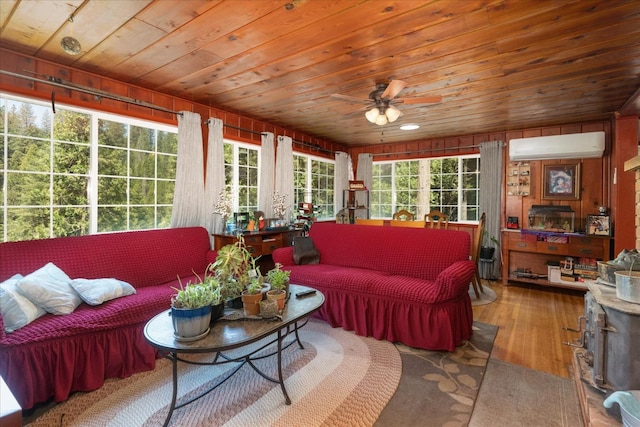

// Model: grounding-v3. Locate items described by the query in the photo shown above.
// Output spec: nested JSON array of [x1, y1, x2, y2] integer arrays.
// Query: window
[[1, 94, 177, 242], [371, 155, 480, 222], [223, 140, 259, 214], [293, 154, 334, 220]]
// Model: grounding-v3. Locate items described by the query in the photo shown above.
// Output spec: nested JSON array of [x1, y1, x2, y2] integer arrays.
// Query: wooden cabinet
[[212, 229, 301, 258], [506, 162, 531, 196], [502, 230, 612, 291]]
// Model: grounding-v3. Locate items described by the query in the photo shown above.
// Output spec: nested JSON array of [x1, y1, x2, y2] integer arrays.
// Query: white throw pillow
[[70, 278, 136, 306], [0, 274, 47, 333], [16, 263, 81, 315]]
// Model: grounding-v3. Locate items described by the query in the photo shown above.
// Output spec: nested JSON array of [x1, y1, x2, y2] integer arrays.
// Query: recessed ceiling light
[[400, 124, 420, 130]]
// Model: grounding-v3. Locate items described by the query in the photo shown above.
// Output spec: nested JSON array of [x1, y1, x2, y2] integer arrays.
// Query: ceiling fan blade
[[395, 95, 443, 104], [330, 93, 370, 104], [381, 79, 408, 100]]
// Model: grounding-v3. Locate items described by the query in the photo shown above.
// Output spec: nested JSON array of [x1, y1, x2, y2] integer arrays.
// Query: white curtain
[[275, 135, 294, 220], [356, 153, 373, 189], [171, 111, 205, 228], [479, 140, 504, 278], [334, 152, 351, 213], [356, 153, 373, 213], [259, 132, 275, 218], [204, 118, 225, 234]]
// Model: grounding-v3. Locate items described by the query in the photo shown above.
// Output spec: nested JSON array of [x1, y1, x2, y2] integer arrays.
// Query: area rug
[[469, 359, 583, 427], [375, 321, 498, 427], [469, 283, 498, 306], [25, 318, 402, 427]]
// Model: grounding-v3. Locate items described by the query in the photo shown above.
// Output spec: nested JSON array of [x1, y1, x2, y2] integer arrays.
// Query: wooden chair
[[389, 220, 425, 228], [392, 210, 415, 221], [424, 209, 449, 229], [470, 212, 486, 298], [355, 218, 384, 226]]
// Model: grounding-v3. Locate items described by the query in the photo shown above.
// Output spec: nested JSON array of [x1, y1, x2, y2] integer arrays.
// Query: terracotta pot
[[267, 289, 287, 310], [241, 291, 262, 316]]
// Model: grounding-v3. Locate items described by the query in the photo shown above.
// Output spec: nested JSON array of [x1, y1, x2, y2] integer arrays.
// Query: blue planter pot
[[171, 305, 211, 338]]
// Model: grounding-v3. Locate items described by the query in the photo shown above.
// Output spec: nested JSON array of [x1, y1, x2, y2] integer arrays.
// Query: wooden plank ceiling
[[1, 0, 639, 146]]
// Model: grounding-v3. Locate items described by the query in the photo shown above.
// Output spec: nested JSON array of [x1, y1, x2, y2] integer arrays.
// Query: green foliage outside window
[[1, 96, 177, 242]]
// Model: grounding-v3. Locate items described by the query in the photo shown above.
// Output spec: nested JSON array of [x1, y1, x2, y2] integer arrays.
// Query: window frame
[[1, 93, 178, 241], [293, 152, 335, 220], [371, 154, 481, 224]]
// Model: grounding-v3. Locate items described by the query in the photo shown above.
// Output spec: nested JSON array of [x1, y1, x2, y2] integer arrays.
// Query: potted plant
[[265, 263, 290, 310], [171, 282, 219, 339], [213, 234, 258, 308], [241, 279, 263, 316], [480, 231, 500, 260]]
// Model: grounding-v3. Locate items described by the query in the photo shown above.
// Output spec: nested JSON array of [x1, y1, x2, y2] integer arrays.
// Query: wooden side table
[[0, 376, 21, 427]]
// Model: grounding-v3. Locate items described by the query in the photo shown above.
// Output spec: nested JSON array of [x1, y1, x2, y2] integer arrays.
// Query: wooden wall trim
[[0, 48, 347, 160]]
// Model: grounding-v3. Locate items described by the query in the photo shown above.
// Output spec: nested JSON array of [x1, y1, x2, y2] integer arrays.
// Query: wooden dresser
[[502, 229, 612, 290]]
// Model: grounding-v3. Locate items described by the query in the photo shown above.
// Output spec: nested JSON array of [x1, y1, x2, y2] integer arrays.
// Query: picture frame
[[542, 162, 581, 200], [586, 214, 611, 236]]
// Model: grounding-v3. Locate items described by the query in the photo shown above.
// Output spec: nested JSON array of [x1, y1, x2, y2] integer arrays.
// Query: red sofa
[[0, 227, 216, 409], [272, 222, 475, 351]]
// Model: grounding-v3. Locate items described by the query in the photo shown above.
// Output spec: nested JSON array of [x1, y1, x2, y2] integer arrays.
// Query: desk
[[212, 229, 301, 257], [144, 285, 324, 427]]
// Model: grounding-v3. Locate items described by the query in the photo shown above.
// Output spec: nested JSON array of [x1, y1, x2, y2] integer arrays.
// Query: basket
[[615, 271, 640, 304]]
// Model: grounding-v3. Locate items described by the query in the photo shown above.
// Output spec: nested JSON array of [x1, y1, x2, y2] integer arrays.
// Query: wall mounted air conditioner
[[509, 131, 605, 161]]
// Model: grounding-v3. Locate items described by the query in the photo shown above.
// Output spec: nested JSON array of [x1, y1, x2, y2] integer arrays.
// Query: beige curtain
[[204, 118, 225, 234], [259, 132, 275, 217], [356, 153, 373, 214], [171, 111, 204, 228], [479, 140, 504, 278]]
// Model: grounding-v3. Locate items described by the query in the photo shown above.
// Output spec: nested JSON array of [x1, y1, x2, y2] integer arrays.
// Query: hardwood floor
[[472, 280, 585, 379]]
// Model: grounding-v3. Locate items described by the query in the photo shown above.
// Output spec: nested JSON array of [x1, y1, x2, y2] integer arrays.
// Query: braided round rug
[[26, 318, 401, 427]]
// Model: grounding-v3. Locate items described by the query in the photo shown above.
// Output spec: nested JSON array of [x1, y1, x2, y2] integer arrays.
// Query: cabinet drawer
[[569, 244, 603, 258], [244, 235, 262, 245], [262, 240, 282, 254], [508, 234, 536, 251], [536, 241, 569, 255]]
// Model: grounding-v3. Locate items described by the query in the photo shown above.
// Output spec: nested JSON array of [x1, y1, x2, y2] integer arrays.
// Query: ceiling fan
[[330, 80, 442, 126]]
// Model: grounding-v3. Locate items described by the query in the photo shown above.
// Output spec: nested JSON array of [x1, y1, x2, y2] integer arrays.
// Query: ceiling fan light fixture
[[365, 107, 380, 123], [386, 105, 401, 122], [374, 114, 388, 126]]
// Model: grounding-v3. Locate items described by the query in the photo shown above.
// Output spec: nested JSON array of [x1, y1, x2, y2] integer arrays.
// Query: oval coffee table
[[144, 284, 324, 427]]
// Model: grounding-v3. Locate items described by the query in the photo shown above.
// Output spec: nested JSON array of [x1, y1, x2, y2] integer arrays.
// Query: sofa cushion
[[16, 263, 81, 315], [0, 274, 46, 333], [70, 278, 136, 306]]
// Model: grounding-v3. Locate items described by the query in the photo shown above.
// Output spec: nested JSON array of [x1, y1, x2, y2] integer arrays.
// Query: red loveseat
[[0, 227, 216, 409], [272, 222, 475, 351]]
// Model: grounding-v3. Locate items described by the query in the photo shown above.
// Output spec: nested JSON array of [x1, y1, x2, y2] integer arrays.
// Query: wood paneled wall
[[351, 122, 614, 236], [0, 48, 346, 160]]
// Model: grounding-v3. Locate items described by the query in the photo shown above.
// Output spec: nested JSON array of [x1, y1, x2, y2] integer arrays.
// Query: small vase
[[171, 305, 211, 338], [267, 289, 287, 310], [241, 291, 262, 316]]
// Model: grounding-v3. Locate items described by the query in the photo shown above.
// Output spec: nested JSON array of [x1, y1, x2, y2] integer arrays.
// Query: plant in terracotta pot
[[266, 263, 290, 310], [241, 279, 263, 316], [171, 282, 219, 339]]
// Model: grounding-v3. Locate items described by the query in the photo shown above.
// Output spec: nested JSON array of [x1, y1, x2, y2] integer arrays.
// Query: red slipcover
[[273, 223, 475, 351], [0, 227, 216, 409]]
